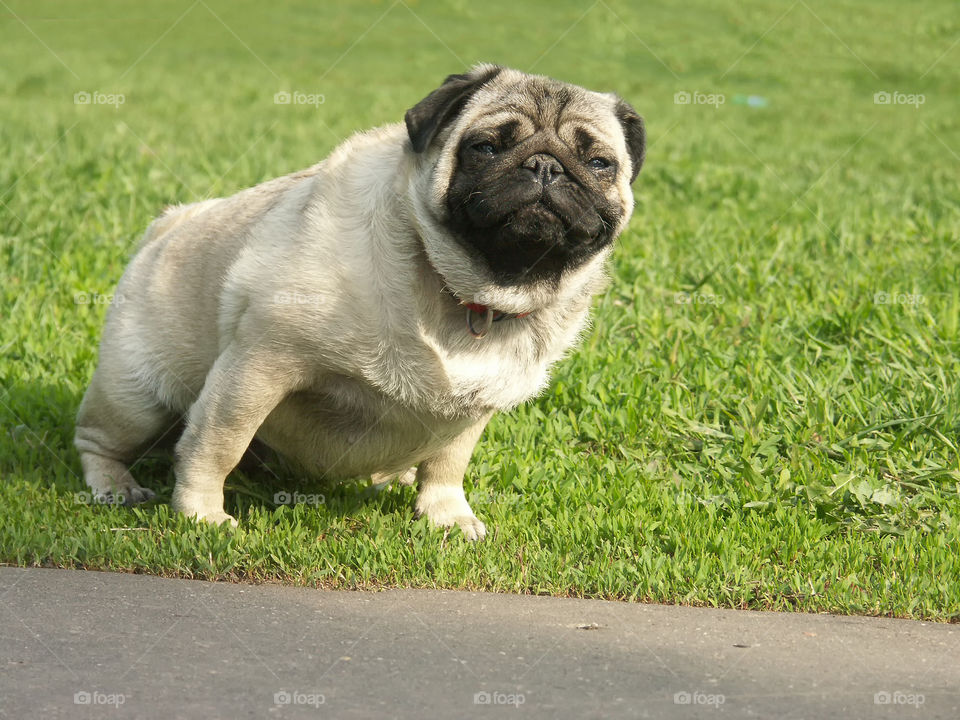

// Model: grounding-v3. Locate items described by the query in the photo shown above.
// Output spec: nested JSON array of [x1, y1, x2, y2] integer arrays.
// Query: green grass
[[2, 0, 959, 620]]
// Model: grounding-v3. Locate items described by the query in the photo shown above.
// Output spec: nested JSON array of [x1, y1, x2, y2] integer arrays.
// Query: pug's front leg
[[414, 412, 492, 541], [172, 343, 299, 526]]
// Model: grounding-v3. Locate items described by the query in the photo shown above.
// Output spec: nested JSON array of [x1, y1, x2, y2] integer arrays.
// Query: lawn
[[1, 0, 958, 620]]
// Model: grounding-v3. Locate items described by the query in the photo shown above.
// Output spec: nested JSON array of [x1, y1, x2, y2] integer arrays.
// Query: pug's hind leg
[[414, 413, 491, 541], [74, 367, 174, 505]]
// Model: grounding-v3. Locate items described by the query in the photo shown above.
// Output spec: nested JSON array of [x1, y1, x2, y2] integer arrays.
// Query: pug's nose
[[522, 153, 565, 185]]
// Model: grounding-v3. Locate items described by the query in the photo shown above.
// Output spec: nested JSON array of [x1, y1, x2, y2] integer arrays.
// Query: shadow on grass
[[0, 379, 412, 526]]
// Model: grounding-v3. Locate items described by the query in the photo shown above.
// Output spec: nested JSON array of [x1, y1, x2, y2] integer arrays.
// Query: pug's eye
[[588, 157, 611, 170], [472, 142, 497, 155]]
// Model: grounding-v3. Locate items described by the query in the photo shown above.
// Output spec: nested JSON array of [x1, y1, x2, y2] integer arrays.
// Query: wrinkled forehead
[[456, 75, 623, 148]]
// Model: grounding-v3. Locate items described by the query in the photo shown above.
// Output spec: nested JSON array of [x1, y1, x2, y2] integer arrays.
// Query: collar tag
[[466, 305, 494, 338]]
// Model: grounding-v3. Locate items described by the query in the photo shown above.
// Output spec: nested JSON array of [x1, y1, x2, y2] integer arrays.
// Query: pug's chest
[[430, 347, 551, 412], [347, 358, 545, 428], [259, 375, 477, 478], [414, 316, 565, 413]]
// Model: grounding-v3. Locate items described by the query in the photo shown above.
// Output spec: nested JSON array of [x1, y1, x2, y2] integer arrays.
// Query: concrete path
[[0, 567, 957, 718]]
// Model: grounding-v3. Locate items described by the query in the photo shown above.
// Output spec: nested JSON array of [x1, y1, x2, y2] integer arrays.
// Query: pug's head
[[405, 64, 644, 313]]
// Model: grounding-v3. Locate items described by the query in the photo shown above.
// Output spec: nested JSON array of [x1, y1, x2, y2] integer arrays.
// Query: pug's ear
[[405, 65, 503, 153], [615, 99, 646, 182]]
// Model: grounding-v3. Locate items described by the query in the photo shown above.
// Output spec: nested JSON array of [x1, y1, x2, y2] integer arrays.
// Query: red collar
[[462, 301, 523, 316]]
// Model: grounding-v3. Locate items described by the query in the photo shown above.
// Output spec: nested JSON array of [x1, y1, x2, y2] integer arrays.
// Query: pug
[[73, 64, 645, 540]]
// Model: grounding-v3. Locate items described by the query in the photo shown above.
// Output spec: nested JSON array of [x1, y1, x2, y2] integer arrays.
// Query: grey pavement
[[0, 567, 957, 719]]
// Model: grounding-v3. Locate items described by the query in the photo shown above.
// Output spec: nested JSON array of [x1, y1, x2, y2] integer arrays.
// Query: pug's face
[[406, 65, 645, 306]]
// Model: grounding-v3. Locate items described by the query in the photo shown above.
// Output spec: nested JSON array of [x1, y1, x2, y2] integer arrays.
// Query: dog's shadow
[[1, 379, 414, 526]]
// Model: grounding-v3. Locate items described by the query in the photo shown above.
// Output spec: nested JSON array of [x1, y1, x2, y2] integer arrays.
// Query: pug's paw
[[94, 485, 156, 507], [195, 509, 238, 528], [415, 490, 486, 541], [172, 489, 237, 528], [452, 514, 487, 542]]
